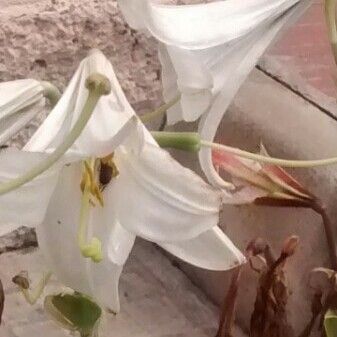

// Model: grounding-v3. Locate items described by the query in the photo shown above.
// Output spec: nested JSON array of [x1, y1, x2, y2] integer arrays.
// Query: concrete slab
[[0, 240, 242, 337]]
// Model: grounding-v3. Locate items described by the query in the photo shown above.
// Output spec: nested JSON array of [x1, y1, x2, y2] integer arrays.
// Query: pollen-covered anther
[[99, 153, 119, 188]]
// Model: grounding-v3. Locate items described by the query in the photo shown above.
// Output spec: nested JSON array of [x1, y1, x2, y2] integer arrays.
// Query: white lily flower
[[118, 0, 312, 187], [0, 79, 46, 146], [0, 50, 245, 312]]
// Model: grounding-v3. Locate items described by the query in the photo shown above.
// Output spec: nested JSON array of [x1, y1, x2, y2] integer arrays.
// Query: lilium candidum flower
[[118, 0, 312, 188], [0, 50, 245, 313]]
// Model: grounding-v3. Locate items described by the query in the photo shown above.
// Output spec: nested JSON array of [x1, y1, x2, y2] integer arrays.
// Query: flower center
[[77, 155, 119, 263]]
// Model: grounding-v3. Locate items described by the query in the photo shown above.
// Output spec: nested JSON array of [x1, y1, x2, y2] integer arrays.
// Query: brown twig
[[255, 197, 337, 272], [250, 236, 298, 337], [216, 267, 243, 337]]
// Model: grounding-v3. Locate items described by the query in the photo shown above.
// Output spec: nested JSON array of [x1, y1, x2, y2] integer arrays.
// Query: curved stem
[[140, 94, 181, 123], [41, 81, 62, 107], [153, 131, 337, 168], [201, 140, 337, 168], [325, 0, 337, 66], [0, 74, 110, 196]]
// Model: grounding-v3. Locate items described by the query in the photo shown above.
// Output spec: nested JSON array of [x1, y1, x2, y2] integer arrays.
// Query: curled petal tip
[[85, 73, 111, 96]]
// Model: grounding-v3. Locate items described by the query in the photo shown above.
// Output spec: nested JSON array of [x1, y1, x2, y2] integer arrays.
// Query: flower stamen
[[77, 154, 119, 262]]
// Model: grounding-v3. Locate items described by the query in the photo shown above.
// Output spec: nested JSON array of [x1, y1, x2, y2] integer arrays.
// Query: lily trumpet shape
[[0, 50, 245, 313], [118, 0, 312, 188], [0, 79, 57, 146]]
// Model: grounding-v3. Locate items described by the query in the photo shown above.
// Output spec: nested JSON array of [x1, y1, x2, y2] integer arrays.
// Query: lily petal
[[198, 0, 311, 187], [25, 50, 135, 157], [0, 148, 60, 233], [159, 44, 213, 123], [37, 164, 133, 313], [0, 79, 44, 119], [0, 79, 45, 145], [159, 226, 246, 270], [111, 138, 222, 242], [119, 1, 311, 184], [120, 0, 307, 49]]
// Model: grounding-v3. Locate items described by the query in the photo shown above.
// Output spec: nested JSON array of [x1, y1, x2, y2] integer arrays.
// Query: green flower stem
[[201, 140, 337, 168], [325, 0, 337, 65], [140, 94, 181, 123], [152, 131, 201, 152], [41, 81, 62, 106], [77, 162, 103, 263], [0, 73, 111, 196], [21, 271, 52, 305], [152, 131, 337, 168]]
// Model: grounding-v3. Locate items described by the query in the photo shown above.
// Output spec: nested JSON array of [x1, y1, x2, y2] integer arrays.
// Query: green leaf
[[324, 309, 337, 337], [44, 292, 102, 336]]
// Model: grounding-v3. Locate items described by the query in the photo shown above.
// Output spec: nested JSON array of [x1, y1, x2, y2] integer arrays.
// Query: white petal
[[0, 148, 60, 232], [118, 0, 147, 30], [0, 102, 45, 147], [158, 44, 182, 125], [109, 138, 221, 242], [155, 1, 311, 127], [0, 79, 44, 119], [164, 45, 213, 123], [159, 226, 245, 270], [126, 0, 306, 49], [25, 50, 136, 157], [198, 0, 311, 187], [0, 79, 45, 145], [37, 164, 135, 312]]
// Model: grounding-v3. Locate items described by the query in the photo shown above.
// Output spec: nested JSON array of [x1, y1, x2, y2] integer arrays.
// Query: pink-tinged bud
[[282, 236, 299, 257]]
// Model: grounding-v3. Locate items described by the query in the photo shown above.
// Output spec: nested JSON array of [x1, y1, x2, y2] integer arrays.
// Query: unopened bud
[[282, 236, 299, 256]]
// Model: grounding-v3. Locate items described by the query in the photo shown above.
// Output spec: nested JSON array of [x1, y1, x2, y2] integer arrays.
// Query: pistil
[[78, 159, 103, 263]]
